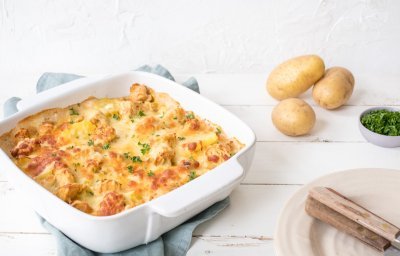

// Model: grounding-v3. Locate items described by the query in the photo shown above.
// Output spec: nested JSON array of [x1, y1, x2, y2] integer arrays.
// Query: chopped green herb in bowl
[[360, 109, 400, 136], [359, 107, 400, 148]]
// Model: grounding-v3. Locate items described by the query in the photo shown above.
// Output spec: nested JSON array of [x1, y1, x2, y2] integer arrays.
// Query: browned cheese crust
[[0, 84, 244, 216]]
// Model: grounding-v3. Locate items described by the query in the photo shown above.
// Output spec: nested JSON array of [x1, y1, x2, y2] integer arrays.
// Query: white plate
[[275, 168, 400, 256]]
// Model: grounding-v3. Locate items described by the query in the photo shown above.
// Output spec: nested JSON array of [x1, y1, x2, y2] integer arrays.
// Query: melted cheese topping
[[0, 84, 244, 216]]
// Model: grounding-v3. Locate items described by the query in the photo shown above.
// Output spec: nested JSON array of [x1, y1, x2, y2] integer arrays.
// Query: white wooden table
[[1, 73, 400, 255]]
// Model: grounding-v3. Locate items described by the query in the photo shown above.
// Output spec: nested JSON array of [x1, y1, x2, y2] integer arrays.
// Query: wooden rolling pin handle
[[305, 196, 391, 252], [309, 186, 400, 244]]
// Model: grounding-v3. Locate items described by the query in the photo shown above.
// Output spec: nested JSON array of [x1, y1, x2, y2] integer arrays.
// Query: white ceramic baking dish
[[0, 71, 256, 253]]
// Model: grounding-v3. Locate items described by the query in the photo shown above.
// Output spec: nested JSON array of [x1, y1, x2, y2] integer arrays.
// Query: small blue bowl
[[359, 107, 400, 148]]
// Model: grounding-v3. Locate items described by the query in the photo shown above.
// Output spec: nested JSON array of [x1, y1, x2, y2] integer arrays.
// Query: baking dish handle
[[3, 97, 21, 118], [149, 159, 244, 218]]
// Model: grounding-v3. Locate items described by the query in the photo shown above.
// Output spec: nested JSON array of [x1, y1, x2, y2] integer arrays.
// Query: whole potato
[[267, 55, 325, 100], [272, 98, 316, 136], [312, 67, 355, 110]]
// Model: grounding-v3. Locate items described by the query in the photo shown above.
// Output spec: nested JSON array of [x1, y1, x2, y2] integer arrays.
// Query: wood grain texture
[[305, 196, 390, 252], [309, 187, 400, 244]]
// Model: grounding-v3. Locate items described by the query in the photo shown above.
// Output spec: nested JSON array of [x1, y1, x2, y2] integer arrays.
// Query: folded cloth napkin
[[3, 65, 228, 256]]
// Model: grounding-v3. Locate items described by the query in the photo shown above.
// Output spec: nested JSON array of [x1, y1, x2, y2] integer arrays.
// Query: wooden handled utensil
[[305, 187, 400, 255]]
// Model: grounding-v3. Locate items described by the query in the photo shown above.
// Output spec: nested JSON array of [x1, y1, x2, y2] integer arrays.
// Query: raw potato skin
[[312, 67, 355, 110], [267, 55, 325, 100], [272, 98, 316, 136]]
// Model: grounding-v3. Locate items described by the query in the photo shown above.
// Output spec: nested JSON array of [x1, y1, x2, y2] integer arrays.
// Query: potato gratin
[[0, 84, 243, 216]]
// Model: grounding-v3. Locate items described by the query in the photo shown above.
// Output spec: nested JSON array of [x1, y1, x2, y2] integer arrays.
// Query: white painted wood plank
[[193, 185, 300, 237], [0, 182, 47, 233], [188, 236, 274, 256], [245, 142, 400, 184], [0, 233, 56, 256], [0, 233, 275, 256]]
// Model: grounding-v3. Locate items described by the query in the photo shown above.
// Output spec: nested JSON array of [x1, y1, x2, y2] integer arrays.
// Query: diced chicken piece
[[150, 134, 176, 166], [154, 93, 180, 110], [92, 125, 116, 146], [85, 151, 103, 173], [129, 84, 154, 103], [116, 100, 133, 116], [56, 183, 85, 203], [38, 122, 54, 136], [34, 172, 56, 190], [71, 200, 93, 214], [54, 168, 75, 187], [10, 138, 38, 158], [14, 128, 30, 140], [205, 142, 233, 164], [90, 112, 108, 126], [27, 152, 66, 177], [38, 134, 57, 147], [97, 192, 126, 216], [135, 116, 158, 135], [97, 179, 121, 193], [151, 169, 179, 191]]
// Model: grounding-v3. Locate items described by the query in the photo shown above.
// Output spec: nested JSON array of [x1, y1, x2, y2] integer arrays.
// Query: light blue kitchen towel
[[3, 65, 228, 256]]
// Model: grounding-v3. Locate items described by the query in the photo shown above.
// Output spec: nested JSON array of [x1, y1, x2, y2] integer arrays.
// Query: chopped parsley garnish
[[127, 166, 134, 173], [112, 113, 120, 120], [189, 171, 197, 181], [123, 152, 142, 163], [147, 170, 155, 177], [361, 109, 400, 136], [87, 139, 94, 146], [138, 142, 151, 155], [186, 113, 195, 119], [86, 190, 94, 196], [178, 136, 186, 141], [102, 143, 110, 150], [131, 156, 142, 163], [73, 162, 80, 167], [160, 112, 165, 118], [69, 120, 75, 124], [173, 116, 178, 120], [138, 110, 146, 117], [130, 118, 135, 123], [69, 108, 79, 116], [216, 128, 222, 135]]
